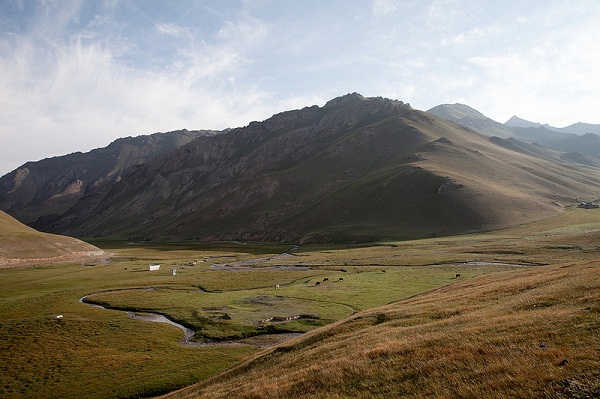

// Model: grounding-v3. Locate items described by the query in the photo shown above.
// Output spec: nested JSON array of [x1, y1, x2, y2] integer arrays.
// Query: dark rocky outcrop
[[0, 129, 219, 224]]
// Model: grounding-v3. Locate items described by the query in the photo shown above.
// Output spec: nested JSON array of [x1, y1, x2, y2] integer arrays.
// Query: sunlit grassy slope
[[164, 266, 599, 399], [2, 208, 599, 398], [1, 240, 501, 398], [0, 210, 103, 266], [162, 209, 600, 399]]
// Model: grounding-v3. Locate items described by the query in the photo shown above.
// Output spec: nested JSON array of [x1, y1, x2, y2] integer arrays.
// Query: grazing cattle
[[315, 282, 321, 286], [275, 284, 280, 289], [323, 278, 329, 282], [455, 273, 461, 278], [382, 269, 386, 273], [338, 278, 344, 281]]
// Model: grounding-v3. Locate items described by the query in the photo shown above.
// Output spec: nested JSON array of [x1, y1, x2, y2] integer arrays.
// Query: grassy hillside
[[0, 210, 103, 266], [161, 209, 600, 399], [0, 240, 512, 398], [168, 262, 598, 399], [2, 208, 599, 398]]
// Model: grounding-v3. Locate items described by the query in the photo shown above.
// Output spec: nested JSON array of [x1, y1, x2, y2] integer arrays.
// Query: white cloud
[[0, 6, 281, 175], [156, 23, 190, 38], [449, 25, 502, 45], [463, 8, 600, 126], [371, 0, 398, 16], [2, 1, 600, 175]]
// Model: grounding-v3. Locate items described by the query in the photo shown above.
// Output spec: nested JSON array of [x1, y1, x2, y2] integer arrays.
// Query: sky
[[1, 0, 600, 176]]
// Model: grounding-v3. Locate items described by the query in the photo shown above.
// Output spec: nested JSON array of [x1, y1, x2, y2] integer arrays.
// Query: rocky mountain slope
[[0, 210, 103, 267], [539, 133, 600, 159], [31, 94, 600, 243], [0, 129, 219, 224]]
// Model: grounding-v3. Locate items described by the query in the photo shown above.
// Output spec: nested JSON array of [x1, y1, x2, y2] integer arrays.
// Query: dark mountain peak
[[323, 93, 408, 111], [323, 92, 366, 108], [33, 93, 600, 244], [236, 94, 410, 143], [110, 129, 218, 147], [6, 94, 600, 244]]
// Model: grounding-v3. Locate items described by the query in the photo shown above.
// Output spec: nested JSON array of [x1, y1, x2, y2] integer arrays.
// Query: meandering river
[[79, 294, 301, 348]]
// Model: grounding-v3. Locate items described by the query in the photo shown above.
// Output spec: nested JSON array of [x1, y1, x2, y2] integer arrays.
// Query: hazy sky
[[1, 0, 599, 175]]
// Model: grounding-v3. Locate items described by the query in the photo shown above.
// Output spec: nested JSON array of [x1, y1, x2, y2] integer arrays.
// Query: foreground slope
[[0, 129, 218, 224], [37, 95, 600, 242], [0, 211, 103, 266], [163, 260, 599, 399]]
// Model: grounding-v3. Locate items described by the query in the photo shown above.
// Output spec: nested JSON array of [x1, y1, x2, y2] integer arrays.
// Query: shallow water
[[80, 294, 302, 347]]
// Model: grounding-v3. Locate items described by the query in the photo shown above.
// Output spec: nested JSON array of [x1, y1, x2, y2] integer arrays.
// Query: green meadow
[[0, 236, 522, 398]]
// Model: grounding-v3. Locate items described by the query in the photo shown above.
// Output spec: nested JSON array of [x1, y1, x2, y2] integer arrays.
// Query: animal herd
[[274, 271, 461, 289], [313, 277, 344, 287]]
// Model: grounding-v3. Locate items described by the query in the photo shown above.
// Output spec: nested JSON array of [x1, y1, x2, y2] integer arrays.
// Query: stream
[[79, 294, 301, 348], [209, 252, 311, 272]]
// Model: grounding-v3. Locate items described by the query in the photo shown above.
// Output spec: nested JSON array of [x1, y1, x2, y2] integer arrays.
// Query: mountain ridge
[[0, 129, 220, 224], [505, 115, 600, 135], [429, 104, 600, 164], [504, 115, 543, 128], [25, 94, 600, 243]]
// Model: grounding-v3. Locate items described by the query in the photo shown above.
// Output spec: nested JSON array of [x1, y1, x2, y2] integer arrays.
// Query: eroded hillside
[[0, 130, 218, 224]]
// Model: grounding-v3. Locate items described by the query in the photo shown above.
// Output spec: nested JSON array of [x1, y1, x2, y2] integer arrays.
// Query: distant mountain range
[[505, 115, 600, 135], [429, 104, 600, 137], [2, 95, 600, 243], [427, 103, 600, 162], [427, 104, 514, 138]]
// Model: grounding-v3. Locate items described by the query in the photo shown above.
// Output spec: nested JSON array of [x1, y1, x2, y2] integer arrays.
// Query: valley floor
[[1, 207, 599, 398]]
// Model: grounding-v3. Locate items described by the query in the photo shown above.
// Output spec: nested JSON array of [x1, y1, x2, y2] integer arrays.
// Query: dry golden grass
[[3, 207, 599, 398], [162, 262, 599, 399], [161, 210, 600, 398], [0, 210, 103, 266]]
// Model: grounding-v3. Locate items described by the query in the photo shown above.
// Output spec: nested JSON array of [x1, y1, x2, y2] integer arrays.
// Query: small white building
[[148, 264, 161, 271]]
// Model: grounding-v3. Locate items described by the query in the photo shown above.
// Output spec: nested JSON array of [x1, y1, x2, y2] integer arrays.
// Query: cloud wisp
[[0, 1, 290, 174], [1, 0, 599, 175]]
